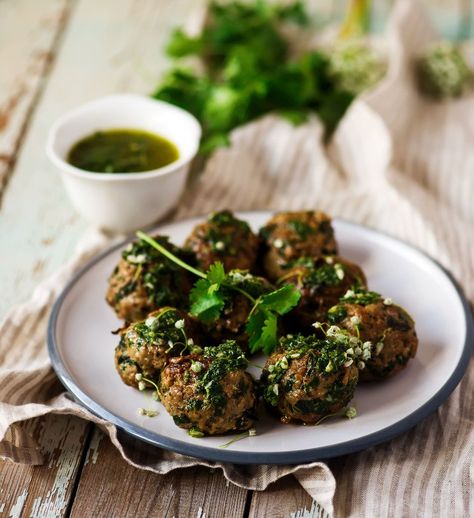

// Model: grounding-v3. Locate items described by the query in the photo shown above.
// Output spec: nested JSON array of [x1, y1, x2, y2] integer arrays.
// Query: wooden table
[[0, 1, 468, 516]]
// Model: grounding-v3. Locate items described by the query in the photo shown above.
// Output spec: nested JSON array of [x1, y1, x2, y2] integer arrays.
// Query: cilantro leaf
[[138, 233, 301, 355], [261, 313, 278, 355], [246, 285, 300, 354], [206, 261, 226, 285], [153, 0, 377, 153], [166, 28, 202, 58], [246, 310, 279, 355], [246, 309, 267, 354], [260, 285, 301, 315], [189, 278, 225, 324]]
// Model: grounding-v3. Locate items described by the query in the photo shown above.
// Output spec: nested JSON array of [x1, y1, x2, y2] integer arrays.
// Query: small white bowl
[[47, 94, 201, 233]]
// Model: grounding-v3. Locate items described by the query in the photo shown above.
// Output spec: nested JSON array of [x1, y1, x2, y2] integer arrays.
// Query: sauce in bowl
[[67, 129, 179, 173]]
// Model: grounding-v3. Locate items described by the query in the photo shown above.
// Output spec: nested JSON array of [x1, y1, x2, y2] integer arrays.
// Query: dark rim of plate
[[47, 213, 473, 465]]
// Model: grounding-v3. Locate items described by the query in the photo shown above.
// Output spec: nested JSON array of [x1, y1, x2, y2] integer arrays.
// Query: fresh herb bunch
[[137, 231, 300, 354], [152, 0, 383, 152]]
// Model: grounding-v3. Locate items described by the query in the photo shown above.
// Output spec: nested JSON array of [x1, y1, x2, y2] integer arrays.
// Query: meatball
[[114, 308, 202, 388], [185, 210, 260, 272], [280, 256, 367, 332], [260, 211, 338, 280], [327, 289, 418, 381], [261, 334, 359, 424], [198, 271, 274, 348], [159, 341, 257, 435], [106, 235, 194, 322]]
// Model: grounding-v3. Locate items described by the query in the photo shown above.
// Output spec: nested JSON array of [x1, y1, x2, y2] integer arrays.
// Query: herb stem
[[137, 231, 206, 279], [219, 429, 255, 448], [229, 285, 257, 304]]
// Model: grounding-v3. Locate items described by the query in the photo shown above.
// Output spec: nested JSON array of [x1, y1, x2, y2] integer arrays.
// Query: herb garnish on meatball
[[261, 332, 366, 424], [160, 341, 257, 436], [279, 256, 367, 332], [106, 235, 194, 322], [185, 210, 260, 272], [328, 288, 418, 381], [260, 211, 338, 280], [114, 307, 202, 388]]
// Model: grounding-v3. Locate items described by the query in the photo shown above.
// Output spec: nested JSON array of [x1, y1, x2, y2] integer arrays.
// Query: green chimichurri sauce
[[67, 129, 179, 173]]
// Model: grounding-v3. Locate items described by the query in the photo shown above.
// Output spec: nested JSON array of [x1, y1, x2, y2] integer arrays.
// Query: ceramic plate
[[48, 212, 472, 464]]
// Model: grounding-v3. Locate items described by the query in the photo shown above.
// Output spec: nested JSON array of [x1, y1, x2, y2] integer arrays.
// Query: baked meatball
[[114, 308, 202, 388], [327, 289, 418, 381], [185, 210, 260, 272], [260, 211, 338, 280], [160, 341, 257, 435], [279, 256, 367, 332], [106, 235, 194, 322], [261, 334, 359, 424], [199, 271, 275, 348]]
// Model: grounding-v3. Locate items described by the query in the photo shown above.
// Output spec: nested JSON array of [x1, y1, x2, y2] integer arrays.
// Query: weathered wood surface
[[0, 414, 91, 518], [0, 0, 206, 320], [0, 0, 71, 196], [70, 428, 249, 518]]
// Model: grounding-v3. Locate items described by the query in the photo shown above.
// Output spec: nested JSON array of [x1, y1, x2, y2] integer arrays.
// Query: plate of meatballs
[[48, 210, 472, 464]]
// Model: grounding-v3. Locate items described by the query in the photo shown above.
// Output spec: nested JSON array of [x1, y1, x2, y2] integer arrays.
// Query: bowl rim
[[46, 93, 202, 182]]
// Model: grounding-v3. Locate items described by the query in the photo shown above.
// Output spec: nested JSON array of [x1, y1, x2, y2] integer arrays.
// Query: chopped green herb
[[117, 236, 192, 308], [262, 331, 370, 408], [339, 288, 381, 305], [188, 427, 205, 438], [327, 305, 348, 324], [195, 341, 249, 412], [287, 220, 315, 240]]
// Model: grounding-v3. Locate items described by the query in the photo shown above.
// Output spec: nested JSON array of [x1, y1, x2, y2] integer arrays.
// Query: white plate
[[48, 212, 472, 464]]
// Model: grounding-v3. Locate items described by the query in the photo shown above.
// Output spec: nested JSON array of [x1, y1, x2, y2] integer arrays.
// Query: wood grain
[[0, 414, 91, 518], [248, 475, 320, 518], [0, 0, 205, 321], [0, 0, 72, 196], [69, 428, 248, 518]]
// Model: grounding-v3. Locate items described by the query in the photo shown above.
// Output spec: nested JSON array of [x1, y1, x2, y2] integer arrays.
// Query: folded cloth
[[1, 1, 473, 516]]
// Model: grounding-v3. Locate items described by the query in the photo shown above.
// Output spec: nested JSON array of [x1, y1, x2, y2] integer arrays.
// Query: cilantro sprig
[[152, 0, 382, 152], [136, 231, 300, 354]]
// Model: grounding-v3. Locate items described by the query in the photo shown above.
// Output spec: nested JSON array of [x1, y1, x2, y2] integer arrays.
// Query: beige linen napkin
[[1, 1, 473, 516]]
